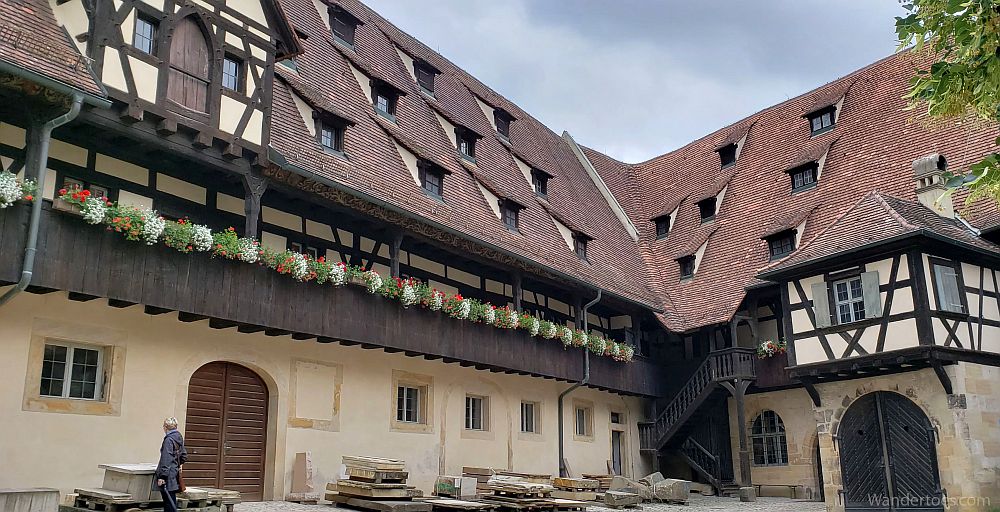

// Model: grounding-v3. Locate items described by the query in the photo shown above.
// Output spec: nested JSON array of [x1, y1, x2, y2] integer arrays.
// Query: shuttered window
[[166, 16, 210, 113], [811, 271, 881, 328], [932, 261, 965, 313]]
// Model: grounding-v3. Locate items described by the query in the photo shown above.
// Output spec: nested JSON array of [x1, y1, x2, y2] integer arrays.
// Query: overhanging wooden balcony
[[0, 204, 664, 396]]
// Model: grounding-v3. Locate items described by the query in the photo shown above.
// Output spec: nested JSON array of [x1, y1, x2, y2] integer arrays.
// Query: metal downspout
[[0, 94, 84, 308], [557, 289, 602, 477]]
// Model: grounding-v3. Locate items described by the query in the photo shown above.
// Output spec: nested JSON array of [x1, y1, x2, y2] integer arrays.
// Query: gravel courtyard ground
[[235, 495, 826, 512]]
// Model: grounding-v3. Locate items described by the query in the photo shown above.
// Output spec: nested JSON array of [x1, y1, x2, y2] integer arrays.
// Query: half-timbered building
[[0, 0, 998, 510]]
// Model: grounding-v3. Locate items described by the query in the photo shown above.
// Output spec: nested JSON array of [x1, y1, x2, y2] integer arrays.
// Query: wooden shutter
[[166, 16, 210, 112], [861, 271, 882, 318], [933, 264, 964, 313], [811, 282, 832, 328]]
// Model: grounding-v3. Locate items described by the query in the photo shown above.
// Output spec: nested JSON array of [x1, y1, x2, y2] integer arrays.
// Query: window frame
[[717, 143, 737, 169], [929, 257, 968, 315], [40, 341, 105, 401], [316, 118, 346, 155], [221, 54, 244, 92], [654, 215, 671, 239], [456, 128, 477, 160], [573, 235, 590, 261], [464, 394, 489, 431], [418, 162, 444, 199], [330, 7, 359, 47], [832, 276, 866, 325], [531, 169, 549, 197], [520, 401, 538, 434], [396, 384, 423, 424], [766, 230, 796, 260], [678, 255, 696, 279], [414, 61, 436, 94], [373, 84, 398, 120], [133, 13, 158, 55], [574, 404, 594, 438], [789, 162, 818, 192], [750, 410, 788, 467], [807, 106, 836, 135], [495, 110, 512, 139], [698, 197, 717, 223], [500, 201, 520, 232]]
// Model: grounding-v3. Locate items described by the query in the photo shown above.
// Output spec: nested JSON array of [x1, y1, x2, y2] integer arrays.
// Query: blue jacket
[[156, 429, 188, 492]]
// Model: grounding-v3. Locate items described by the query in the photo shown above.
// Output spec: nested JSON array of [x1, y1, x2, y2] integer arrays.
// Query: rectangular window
[[520, 401, 537, 433], [222, 55, 242, 91], [768, 232, 796, 259], [319, 123, 344, 152], [133, 14, 157, 54], [654, 215, 670, 239], [501, 203, 519, 231], [396, 385, 422, 423], [679, 255, 695, 279], [574, 236, 588, 260], [610, 412, 623, 424], [457, 129, 476, 159], [419, 165, 443, 197], [40, 342, 104, 400], [718, 143, 737, 168], [790, 163, 818, 191], [808, 107, 836, 135], [415, 63, 435, 93], [495, 111, 511, 139], [531, 170, 548, 197], [331, 11, 357, 46], [465, 395, 487, 431], [62, 177, 111, 201], [834, 277, 866, 324], [575, 406, 592, 437], [698, 197, 717, 222], [375, 89, 396, 117], [932, 261, 965, 313]]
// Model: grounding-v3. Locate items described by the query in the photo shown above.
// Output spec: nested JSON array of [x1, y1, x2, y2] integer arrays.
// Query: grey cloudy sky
[[366, 0, 908, 163]]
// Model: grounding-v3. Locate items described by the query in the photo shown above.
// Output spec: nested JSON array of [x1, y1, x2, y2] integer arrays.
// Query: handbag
[[172, 438, 187, 492]]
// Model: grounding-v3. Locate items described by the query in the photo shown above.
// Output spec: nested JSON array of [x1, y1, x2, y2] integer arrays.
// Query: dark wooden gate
[[839, 392, 942, 511], [184, 362, 268, 501]]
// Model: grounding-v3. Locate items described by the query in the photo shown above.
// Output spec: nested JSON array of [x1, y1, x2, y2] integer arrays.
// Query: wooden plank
[[332, 481, 422, 499], [327, 493, 432, 512], [343, 456, 406, 471], [418, 498, 495, 510], [347, 468, 409, 483], [550, 491, 598, 502]]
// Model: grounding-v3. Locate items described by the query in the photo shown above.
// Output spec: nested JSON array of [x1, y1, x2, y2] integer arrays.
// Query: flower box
[[53, 197, 83, 216], [755, 351, 790, 388]]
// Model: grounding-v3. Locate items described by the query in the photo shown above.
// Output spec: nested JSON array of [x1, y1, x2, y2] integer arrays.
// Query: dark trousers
[[159, 486, 178, 512]]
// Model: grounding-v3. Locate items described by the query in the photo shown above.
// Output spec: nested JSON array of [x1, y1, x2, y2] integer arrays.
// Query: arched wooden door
[[166, 16, 210, 112], [185, 362, 268, 501], [839, 392, 942, 511]]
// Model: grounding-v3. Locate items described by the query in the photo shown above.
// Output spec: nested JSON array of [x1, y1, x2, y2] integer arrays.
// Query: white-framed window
[[40, 342, 105, 400], [396, 385, 422, 423], [751, 410, 788, 466], [465, 395, 488, 431], [834, 276, 866, 324], [520, 401, 538, 433], [575, 406, 593, 437]]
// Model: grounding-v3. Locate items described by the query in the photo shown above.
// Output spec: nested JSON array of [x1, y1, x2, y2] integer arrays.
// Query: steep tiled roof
[[762, 192, 1000, 275], [270, 0, 658, 306], [591, 50, 999, 331], [0, 0, 103, 96]]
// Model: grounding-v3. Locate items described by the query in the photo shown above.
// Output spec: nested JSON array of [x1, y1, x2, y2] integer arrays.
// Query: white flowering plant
[[756, 338, 787, 359], [0, 170, 31, 208], [364, 270, 383, 294]]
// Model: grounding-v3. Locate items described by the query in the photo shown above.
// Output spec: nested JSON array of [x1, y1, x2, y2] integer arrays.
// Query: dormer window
[[766, 230, 796, 260], [807, 106, 836, 135], [678, 256, 695, 279], [373, 83, 398, 120], [697, 197, 717, 222], [718, 143, 737, 169], [501, 201, 521, 232], [788, 162, 818, 191], [495, 110, 513, 139], [573, 234, 591, 261], [531, 169, 550, 197], [654, 215, 671, 239], [418, 161, 444, 198], [456, 127, 478, 161], [414, 61, 437, 94], [330, 6, 361, 47]]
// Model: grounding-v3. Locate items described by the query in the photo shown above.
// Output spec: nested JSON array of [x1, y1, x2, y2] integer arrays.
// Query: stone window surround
[[390, 369, 434, 434]]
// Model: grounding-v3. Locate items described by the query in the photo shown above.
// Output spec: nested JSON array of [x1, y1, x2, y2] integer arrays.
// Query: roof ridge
[[870, 192, 920, 231]]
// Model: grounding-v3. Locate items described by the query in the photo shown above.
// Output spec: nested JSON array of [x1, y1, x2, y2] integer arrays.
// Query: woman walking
[[156, 417, 188, 512]]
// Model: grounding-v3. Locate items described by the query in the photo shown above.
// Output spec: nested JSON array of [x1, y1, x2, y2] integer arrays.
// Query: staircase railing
[[679, 437, 720, 490], [638, 348, 756, 451]]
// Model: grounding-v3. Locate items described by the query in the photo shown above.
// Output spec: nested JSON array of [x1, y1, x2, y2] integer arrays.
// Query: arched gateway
[[184, 362, 269, 501], [838, 391, 942, 511]]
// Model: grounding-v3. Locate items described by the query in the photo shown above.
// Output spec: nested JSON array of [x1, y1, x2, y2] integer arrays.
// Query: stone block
[[603, 490, 641, 508], [739, 486, 756, 502]]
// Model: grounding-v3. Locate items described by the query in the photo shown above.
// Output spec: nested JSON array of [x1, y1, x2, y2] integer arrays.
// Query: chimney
[[912, 153, 954, 218]]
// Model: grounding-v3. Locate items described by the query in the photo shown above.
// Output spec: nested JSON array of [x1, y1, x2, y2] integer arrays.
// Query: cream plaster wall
[[227, 0, 269, 28], [0, 294, 651, 500]]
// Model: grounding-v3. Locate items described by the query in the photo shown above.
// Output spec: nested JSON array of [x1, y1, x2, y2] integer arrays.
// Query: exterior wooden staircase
[[638, 348, 756, 492]]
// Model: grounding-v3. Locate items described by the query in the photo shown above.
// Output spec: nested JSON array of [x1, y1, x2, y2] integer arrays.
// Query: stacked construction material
[[550, 478, 600, 501], [326, 456, 430, 512], [66, 464, 236, 511], [580, 475, 613, 493], [461, 467, 494, 496], [479, 476, 555, 511]]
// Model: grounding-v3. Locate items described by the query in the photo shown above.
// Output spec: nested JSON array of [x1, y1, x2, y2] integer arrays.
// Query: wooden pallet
[[550, 491, 598, 502], [483, 488, 552, 500], [331, 481, 423, 500], [348, 468, 410, 484], [328, 492, 431, 512], [417, 497, 497, 511], [552, 479, 597, 492], [548, 498, 589, 511]]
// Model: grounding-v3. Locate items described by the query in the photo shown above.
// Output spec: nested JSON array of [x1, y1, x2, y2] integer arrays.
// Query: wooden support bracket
[[930, 357, 953, 395]]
